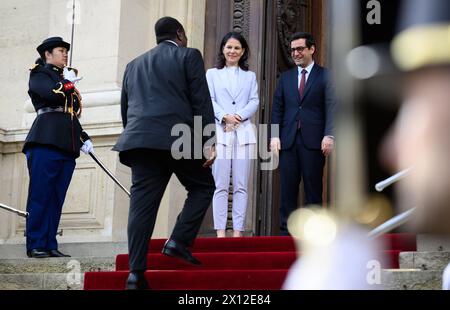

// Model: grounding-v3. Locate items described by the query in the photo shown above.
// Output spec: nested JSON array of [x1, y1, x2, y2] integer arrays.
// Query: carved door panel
[[276, 0, 327, 72]]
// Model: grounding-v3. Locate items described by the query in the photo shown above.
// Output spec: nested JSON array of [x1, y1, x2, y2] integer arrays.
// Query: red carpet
[[84, 234, 416, 290], [115, 252, 297, 271], [84, 270, 288, 290]]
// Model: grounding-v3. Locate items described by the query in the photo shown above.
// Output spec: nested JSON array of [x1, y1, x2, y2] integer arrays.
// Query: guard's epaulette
[[29, 63, 41, 72]]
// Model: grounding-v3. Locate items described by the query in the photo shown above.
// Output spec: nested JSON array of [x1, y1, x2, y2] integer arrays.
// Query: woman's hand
[[223, 114, 242, 132], [223, 114, 241, 125]]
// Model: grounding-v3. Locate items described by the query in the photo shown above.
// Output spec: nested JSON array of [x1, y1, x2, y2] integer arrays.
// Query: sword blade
[[375, 168, 413, 192], [88, 152, 131, 197], [0, 203, 28, 218]]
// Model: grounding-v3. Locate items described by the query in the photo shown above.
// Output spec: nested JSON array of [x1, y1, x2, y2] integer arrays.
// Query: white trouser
[[212, 135, 254, 231]]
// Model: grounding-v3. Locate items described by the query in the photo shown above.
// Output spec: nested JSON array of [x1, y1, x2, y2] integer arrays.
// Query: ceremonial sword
[[88, 151, 131, 197], [0, 203, 28, 218]]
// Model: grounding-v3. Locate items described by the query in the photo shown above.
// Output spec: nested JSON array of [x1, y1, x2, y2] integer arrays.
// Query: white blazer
[[206, 67, 259, 146]]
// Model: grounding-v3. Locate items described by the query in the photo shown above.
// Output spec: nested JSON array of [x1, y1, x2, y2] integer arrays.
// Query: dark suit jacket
[[113, 41, 216, 165], [24, 63, 89, 158], [271, 64, 335, 150]]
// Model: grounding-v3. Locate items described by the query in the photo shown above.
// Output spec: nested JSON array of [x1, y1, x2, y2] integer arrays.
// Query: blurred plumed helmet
[[391, 0, 450, 71]]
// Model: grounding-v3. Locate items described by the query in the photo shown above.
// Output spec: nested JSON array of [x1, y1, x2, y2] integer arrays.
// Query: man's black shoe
[[162, 239, 201, 265], [125, 271, 149, 290], [49, 250, 71, 257], [27, 249, 50, 258]]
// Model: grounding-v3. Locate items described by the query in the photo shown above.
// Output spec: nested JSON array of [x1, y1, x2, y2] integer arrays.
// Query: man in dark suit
[[113, 17, 216, 289], [270, 32, 335, 236]]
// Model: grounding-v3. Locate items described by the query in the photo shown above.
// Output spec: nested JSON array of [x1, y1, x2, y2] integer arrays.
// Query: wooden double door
[[200, 0, 328, 236]]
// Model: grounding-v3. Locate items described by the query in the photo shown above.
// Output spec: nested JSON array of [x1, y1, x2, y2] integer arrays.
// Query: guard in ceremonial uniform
[[23, 37, 94, 258]]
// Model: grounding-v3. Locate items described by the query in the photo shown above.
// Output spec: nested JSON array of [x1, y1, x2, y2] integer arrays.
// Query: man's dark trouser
[[279, 131, 325, 236], [125, 149, 215, 272]]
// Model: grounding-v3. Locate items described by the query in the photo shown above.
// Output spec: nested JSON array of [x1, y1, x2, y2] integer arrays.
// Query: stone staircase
[[0, 237, 448, 290], [381, 250, 450, 290], [381, 235, 450, 290], [0, 242, 124, 290]]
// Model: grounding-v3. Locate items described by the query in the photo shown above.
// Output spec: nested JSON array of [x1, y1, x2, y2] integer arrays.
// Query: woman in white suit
[[206, 32, 259, 237]]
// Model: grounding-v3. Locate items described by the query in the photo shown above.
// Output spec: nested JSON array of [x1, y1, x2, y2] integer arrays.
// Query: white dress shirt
[[297, 61, 315, 88], [164, 40, 178, 47]]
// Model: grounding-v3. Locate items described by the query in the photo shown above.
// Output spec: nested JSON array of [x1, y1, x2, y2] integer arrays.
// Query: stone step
[[399, 251, 450, 271], [381, 269, 442, 290], [0, 273, 84, 290], [0, 242, 127, 259], [0, 257, 115, 274], [417, 235, 450, 252]]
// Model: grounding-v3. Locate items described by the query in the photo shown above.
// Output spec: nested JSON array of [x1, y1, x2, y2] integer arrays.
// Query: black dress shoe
[[162, 239, 201, 265], [27, 249, 50, 258], [125, 271, 149, 290], [49, 250, 71, 257]]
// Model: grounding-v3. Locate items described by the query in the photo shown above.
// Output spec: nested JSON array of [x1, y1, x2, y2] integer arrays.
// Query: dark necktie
[[299, 69, 307, 98], [297, 69, 307, 129]]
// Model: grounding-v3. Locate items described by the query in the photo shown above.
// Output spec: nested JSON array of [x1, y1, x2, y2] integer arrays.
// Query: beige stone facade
[[0, 0, 207, 246]]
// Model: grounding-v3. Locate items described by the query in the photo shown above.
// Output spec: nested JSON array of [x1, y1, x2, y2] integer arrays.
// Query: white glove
[[63, 67, 83, 83], [80, 139, 94, 154]]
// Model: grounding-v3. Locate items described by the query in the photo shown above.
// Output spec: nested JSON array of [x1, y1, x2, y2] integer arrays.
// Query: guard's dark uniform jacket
[[23, 63, 89, 158]]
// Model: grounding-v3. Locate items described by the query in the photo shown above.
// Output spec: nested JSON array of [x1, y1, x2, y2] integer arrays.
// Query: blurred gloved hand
[[80, 139, 94, 154]]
